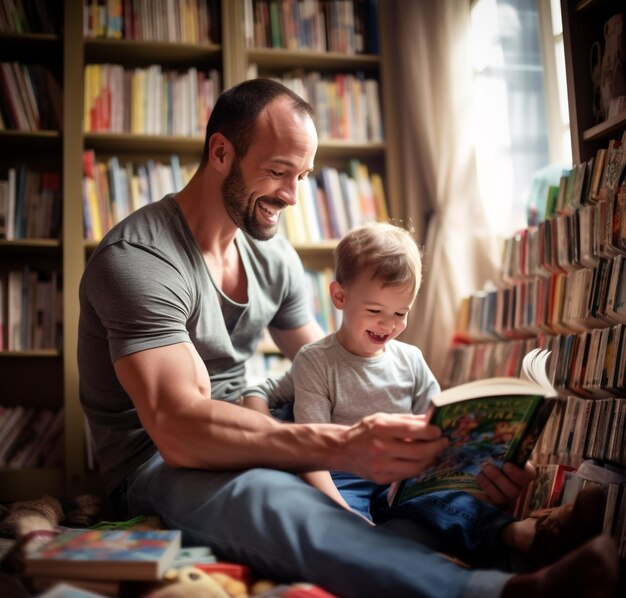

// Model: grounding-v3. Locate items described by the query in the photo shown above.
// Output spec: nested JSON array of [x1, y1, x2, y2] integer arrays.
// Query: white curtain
[[381, 0, 501, 380]]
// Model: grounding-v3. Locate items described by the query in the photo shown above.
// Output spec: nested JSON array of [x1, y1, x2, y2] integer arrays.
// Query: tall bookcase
[[0, 0, 401, 502], [443, 0, 626, 555], [561, 0, 626, 163], [0, 7, 67, 500]]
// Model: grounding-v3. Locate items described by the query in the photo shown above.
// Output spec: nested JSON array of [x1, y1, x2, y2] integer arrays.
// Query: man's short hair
[[334, 222, 422, 294], [200, 78, 314, 167]]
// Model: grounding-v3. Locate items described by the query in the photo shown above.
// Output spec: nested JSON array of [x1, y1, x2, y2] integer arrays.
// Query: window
[[470, 0, 571, 237], [538, 0, 572, 165]]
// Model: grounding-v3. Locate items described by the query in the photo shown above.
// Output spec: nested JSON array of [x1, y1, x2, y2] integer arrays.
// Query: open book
[[389, 348, 558, 505]]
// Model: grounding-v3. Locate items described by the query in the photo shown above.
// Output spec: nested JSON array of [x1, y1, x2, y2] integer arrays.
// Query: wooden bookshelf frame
[[0, 0, 402, 501]]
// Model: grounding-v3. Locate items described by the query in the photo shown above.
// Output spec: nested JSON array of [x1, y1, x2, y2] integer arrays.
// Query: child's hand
[[477, 461, 536, 509]]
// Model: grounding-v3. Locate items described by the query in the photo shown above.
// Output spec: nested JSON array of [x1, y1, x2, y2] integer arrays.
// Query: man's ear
[[208, 133, 233, 173], [329, 280, 346, 310]]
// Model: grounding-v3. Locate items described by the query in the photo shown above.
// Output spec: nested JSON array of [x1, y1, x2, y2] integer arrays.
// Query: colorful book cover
[[391, 394, 555, 503], [390, 349, 557, 504], [25, 529, 181, 581]]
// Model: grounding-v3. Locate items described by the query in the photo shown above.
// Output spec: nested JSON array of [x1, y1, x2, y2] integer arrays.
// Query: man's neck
[[175, 170, 238, 257]]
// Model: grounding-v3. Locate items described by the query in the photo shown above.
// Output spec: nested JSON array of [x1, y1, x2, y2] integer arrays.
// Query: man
[[78, 79, 618, 598]]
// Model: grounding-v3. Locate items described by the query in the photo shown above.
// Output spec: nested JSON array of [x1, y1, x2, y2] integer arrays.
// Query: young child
[[244, 222, 607, 569]]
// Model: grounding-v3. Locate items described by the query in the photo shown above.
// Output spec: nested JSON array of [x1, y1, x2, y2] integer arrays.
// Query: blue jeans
[[112, 452, 512, 598], [331, 472, 517, 567]]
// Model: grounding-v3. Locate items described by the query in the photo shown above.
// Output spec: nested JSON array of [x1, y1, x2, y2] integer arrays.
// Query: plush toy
[[250, 579, 279, 595], [145, 565, 258, 598]]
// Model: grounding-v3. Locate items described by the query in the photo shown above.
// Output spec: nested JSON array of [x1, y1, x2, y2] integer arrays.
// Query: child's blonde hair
[[334, 222, 422, 293]]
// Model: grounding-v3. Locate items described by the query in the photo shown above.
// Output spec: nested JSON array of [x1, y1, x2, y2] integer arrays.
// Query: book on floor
[[35, 582, 114, 598], [171, 545, 217, 567], [24, 528, 181, 582], [389, 348, 558, 505]]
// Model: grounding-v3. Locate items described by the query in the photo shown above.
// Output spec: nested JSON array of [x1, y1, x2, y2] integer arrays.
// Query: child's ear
[[329, 280, 346, 309]]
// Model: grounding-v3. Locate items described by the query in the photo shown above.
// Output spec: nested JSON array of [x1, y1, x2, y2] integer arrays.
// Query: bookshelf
[[226, 0, 397, 273], [442, 0, 626, 556], [0, 4, 66, 499], [561, 0, 626, 163], [0, 0, 401, 501]]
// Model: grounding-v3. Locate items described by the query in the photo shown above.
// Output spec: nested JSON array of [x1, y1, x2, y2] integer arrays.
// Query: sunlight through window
[[470, 0, 569, 237]]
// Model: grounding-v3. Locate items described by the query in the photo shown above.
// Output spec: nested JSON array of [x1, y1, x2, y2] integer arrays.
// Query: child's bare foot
[[502, 536, 619, 598]]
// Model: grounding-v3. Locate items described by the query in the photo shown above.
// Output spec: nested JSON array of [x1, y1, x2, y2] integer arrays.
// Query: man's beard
[[222, 159, 287, 241]]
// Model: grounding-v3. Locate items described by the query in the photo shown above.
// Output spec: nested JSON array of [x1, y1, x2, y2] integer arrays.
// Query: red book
[[283, 584, 340, 598], [194, 562, 253, 586]]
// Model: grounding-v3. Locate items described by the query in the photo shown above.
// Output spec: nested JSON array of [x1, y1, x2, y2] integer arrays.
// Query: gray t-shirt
[[292, 333, 440, 425], [78, 195, 312, 494]]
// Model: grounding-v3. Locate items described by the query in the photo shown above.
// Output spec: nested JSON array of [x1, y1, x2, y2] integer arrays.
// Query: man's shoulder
[[92, 196, 178, 254]]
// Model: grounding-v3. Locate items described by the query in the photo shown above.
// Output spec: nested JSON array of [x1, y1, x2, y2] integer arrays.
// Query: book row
[[82, 151, 196, 241], [82, 150, 387, 243], [456, 255, 626, 344], [84, 63, 221, 137], [83, 0, 221, 44], [444, 325, 626, 403], [247, 69, 384, 143], [502, 199, 626, 283], [544, 135, 624, 221], [550, 326, 626, 398], [83, 63, 382, 143], [0, 405, 64, 469], [244, 0, 378, 55], [442, 336, 543, 389], [279, 160, 388, 243], [0, 0, 59, 34], [0, 267, 63, 351], [0, 166, 62, 241], [504, 135, 626, 281], [0, 62, 63, 132], [534, 393, 626, 470]]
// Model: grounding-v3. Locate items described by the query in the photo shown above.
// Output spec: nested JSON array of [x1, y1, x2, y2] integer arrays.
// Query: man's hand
[[340, 413, 448, 485], [477, 460, 536, 509]]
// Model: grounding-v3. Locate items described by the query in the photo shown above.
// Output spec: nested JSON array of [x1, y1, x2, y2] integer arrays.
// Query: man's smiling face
[[221, 97, 317, 241]]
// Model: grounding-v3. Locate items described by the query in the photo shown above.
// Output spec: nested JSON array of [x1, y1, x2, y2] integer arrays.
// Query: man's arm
[[114, 341, 448, 481], [268, 320, 325, 360]]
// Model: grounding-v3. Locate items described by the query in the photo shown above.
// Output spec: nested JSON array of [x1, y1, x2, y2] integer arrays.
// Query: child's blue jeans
[[331, 471, 518, 567]]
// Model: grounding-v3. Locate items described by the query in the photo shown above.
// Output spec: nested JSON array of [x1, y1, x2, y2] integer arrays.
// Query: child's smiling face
[[331, 269, 416, 358]]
